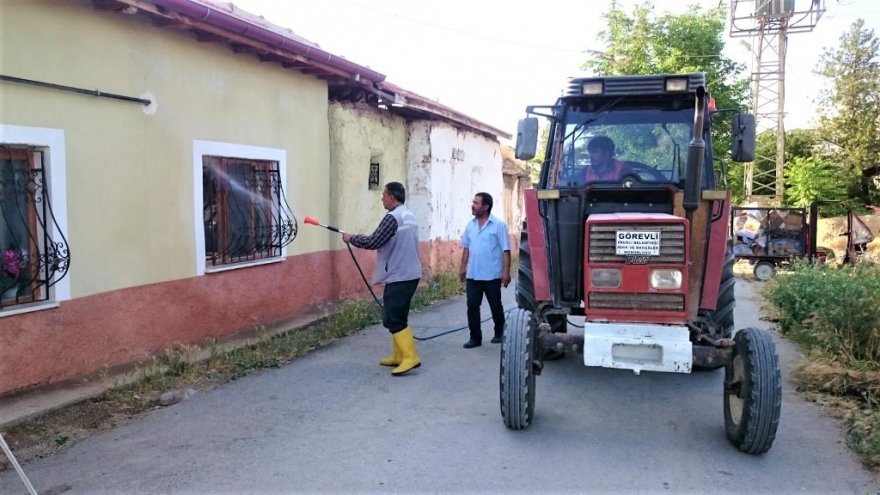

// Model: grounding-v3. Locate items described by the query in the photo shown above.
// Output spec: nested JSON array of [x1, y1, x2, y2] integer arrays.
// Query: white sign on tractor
[[615, 231, 660, 255]]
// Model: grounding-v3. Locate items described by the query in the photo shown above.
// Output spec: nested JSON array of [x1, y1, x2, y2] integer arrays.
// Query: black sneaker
[[490, 335, 502, 344], [463, 339, 482, 349]]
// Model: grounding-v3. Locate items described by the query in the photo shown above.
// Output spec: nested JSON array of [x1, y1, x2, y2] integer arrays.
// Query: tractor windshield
[[550, 104, 698, 188]]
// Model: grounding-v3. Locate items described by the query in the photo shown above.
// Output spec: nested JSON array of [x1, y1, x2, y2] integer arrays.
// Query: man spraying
[[342, 182, 422, 375]]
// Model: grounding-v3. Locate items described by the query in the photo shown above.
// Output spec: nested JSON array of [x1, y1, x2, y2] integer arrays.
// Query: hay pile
[[795, 361, 880, 399]]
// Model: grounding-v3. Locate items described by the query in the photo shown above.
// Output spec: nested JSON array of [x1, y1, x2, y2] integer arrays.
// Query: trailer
[[730, 201, 823, 281], [730, 201, 877, 280]]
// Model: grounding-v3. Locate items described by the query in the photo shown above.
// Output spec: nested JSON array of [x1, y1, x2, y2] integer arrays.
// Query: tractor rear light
[[665, 77, 688, 92], [581, 81, 604, 95], [591, 268, 621, 288], [650, 269, 682, 289]]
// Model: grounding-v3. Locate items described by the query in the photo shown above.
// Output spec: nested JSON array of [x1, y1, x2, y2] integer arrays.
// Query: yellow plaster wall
[[0, 1, 331, 297], [328, 102, 408, 241]]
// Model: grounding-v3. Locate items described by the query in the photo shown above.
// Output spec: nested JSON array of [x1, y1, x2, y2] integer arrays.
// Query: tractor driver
[[583, 136, 630, 183]]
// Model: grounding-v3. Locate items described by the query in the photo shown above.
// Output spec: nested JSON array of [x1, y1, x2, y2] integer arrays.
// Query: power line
[[337, 0, 589, 53]]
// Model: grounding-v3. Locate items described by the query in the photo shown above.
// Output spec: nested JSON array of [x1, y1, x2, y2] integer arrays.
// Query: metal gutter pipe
[[0, 74, 151, 105]]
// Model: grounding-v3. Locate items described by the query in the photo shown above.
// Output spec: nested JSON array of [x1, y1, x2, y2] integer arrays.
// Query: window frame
[[0, 124, 70, 316], [203, 156, 283, 266], [192, 140, 288, 276]]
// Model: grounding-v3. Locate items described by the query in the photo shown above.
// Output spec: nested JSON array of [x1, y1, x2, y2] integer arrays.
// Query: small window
[[0, 146, 70, 308], [369, 160, 380, 189], [202, 156, 295, 267]]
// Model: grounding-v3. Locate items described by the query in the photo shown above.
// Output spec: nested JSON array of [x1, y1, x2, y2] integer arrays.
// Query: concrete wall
[[406, 121, 506, 276], [0, 0, 342, 395], [325, 101, 416, 289], [0, 0, 332, 296], [0, 1, 515, 396], [328, 102, 408, 236]]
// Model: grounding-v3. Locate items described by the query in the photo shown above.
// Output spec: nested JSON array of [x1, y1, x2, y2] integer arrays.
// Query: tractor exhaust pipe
[[683, 86, 707, 214]]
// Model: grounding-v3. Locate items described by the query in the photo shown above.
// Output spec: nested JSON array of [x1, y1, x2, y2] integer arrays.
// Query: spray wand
[[303, 216, 382, 309], [303, 216, 346, 234]]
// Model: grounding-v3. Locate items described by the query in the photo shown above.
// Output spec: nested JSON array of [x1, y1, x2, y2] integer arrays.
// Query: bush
[[764, 261, 880, 365], [765, 261, 880, 468]]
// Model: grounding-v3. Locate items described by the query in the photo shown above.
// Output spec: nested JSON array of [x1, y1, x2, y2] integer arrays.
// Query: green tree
[[730, 129, 822, 205], [815, 19, 880, 205], [784, 128, 820, 163], [783, 156, 849, 216], [583, 2, 750, 196]]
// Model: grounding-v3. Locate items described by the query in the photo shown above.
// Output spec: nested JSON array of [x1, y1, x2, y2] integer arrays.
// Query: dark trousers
[[383, 278, 420, 334], [466, 278, 504, 342]]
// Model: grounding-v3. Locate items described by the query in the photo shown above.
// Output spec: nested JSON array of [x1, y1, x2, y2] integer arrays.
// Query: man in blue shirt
[[459, 192, 511, 348]]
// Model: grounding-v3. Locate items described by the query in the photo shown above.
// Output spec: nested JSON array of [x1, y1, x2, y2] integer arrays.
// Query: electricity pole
[[729, 0, 825, 205]]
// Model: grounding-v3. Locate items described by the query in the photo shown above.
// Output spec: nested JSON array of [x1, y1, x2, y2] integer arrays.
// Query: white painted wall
[[406, 121, 505, 242]]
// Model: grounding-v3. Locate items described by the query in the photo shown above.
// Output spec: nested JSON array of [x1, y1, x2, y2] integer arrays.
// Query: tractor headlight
[[582, 81, 604, 95], [665, 77, 688, 92], [650, 269, 682, 289], [591, 268, 621, 288]]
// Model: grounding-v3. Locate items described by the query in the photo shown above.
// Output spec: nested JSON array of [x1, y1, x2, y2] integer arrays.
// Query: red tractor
[[505, 73, 782, 454]]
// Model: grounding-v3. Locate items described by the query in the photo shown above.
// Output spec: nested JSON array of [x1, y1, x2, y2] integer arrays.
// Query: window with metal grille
[[202, 156, 296, 267], [0, 146, 71, 309]]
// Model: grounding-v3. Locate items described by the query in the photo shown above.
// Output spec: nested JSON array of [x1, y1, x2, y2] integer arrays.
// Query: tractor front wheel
[[723, 327, 782, 454], [500, 308, 537, 429]]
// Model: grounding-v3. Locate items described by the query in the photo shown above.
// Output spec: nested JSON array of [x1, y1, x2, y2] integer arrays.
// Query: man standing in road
[[459, 192, 511, 349], [342, 181, 422, 375]]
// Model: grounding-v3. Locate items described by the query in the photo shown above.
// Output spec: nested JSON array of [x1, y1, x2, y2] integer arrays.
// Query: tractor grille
[[589, 292, 685, 312], [588, 223, 686, 263]]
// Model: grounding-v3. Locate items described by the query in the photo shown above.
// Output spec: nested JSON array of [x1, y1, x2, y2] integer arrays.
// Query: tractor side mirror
[[515, 117, 539, 160], [731, 113, 756, 162]]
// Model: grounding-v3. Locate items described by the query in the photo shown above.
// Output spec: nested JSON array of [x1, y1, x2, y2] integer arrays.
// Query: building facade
[[0, 0, 516, 396]]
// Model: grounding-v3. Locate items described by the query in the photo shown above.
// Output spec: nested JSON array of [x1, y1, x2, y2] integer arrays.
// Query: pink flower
[[2, 249, 20, 278]]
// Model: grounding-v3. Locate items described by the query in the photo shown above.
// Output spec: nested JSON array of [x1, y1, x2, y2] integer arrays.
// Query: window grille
[[202, 156, 297, 267], [0, 146, 71, 308], [369, 161, 380, 189]]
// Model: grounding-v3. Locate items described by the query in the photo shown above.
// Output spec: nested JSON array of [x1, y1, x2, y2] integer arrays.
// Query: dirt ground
[[0, 377, 230, 472]]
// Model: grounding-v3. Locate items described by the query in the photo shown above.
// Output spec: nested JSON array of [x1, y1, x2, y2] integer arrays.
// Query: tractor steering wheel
[[620, 162, 666, 187]]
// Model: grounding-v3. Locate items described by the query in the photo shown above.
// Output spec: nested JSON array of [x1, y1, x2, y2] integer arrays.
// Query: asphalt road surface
[[1, 277, 878, 494]]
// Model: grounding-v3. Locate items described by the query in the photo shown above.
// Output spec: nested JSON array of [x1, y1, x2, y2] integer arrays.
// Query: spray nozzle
[[303, 216, 345, 234]]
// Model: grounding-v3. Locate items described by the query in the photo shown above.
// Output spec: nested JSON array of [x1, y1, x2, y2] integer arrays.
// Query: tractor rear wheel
[[515, 223, 536, 312], [500, 307, 537, 429], [723, 327, 782, 454], [699, 246, 736, 340], [694, 245, 736, 370]]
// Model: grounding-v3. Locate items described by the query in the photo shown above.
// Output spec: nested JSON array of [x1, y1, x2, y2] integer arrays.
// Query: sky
[[231, 0, 880, 139]]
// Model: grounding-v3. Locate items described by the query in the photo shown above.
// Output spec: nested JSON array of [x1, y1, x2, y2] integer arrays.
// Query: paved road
[[2, 278, 878, 494]]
